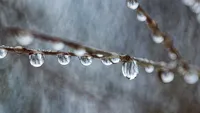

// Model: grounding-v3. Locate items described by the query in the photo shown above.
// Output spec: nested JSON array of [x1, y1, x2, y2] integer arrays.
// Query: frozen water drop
[[53, 42, 64, 50], [80, 56, 92, 66], [137, 12, 147, 22], [101, 58, 112, 66], [29, 53, 44, 67], [161, 71, 174, 83], [74, 49, 86, 56], [16, 34, 33, 46], [145, 65, 154, 73], [111, 57, 121, 63], [184, 70, 199, 84], [57, 54, 70, 65], [122, 61, 139, 80], [0, 48, 7, 59], [152, 35, 164, 44], [127, 0, 139, 10]]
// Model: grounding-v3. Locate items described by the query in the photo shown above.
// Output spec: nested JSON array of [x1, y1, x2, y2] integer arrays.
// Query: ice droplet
[[184, 70, 199, 84], [53, 42, 64, 50], [29, 53, 44, 67], [101, 58, 112, 66], [80, 56, 92, 66], [137, 12, 147, 22], [57, 54, 70, 65], [122, 61, 139, 80], [127, 0, 139, 10], [0, 48, 7, 59], [161, 71, 174, 83], [145, 65, 154, 73], [74, 49, 86, 56], [152, 35, 164, 44], [16, 35, 33, 46], [111, 57, 121, 63]]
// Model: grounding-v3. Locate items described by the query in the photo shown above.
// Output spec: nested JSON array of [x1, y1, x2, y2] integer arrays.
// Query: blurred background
[[0, 0, 200, 113]]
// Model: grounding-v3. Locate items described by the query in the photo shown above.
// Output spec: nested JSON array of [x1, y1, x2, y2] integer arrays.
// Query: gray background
[[0, 0, 200, 113]]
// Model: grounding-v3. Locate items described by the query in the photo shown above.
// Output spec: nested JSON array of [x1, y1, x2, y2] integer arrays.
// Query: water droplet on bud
[[101, 58, 112, 66], [57, 54, 70, 65], [53, 42, 64, 50], [74, 49, 86, 56], [145, 65, 154, 73], [80, 56, 92, 66], [0, 48, 7, 59], [137, 12, 147, 22], [29, 53, 44, 67], [152, 35, 164, 44], [161, 71, 174, 83], [111, 57, 120, 63], [16, 34, 33, 46], [184, 70, 199, 84], [122, 61, 139, 80], [127, 0, 139, 10]]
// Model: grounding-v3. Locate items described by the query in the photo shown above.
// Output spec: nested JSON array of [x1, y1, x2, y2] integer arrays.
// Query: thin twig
[[0, 45, 168, 71], [130, 0, 190, 70]]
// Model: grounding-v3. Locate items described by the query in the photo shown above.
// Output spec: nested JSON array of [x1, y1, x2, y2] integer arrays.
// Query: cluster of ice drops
[[0, 0, 199, 85]]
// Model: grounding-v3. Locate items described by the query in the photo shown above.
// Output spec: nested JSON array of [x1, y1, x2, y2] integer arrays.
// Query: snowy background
[[0, 0, 200, 113]]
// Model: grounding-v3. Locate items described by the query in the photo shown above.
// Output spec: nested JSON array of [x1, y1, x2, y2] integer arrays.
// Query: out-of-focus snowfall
[[0, 0, 200, 113]]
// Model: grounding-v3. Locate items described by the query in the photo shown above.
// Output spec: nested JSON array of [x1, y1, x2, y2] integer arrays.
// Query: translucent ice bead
[[0, 48, 7, 59], [101, 58, 112, 66], [80, 56, 92, 66], [29, 53, 44, 67], [57, 54, 70, 65], [127, 0, 139, 10], [184, 70, 199, 84], [122, 61, 139, 80], [161, 71, 174, 83]]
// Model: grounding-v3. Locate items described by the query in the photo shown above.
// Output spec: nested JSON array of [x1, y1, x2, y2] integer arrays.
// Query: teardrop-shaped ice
[[184, 70, 199, 84], [122, 61, 139, 80], [16, 34, 33, 46], [101, 58, 112, 66], [0, 48, 7, 59], [161, 71, 174, 83], [57, 54, 70, 65], [145, 65, 154, 73], [80, 56, 92, 66], [111, 57, 121, 63], [127, 0, 139, 10], [29, 53, 44, 67], [53, 42, 64, 50]]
